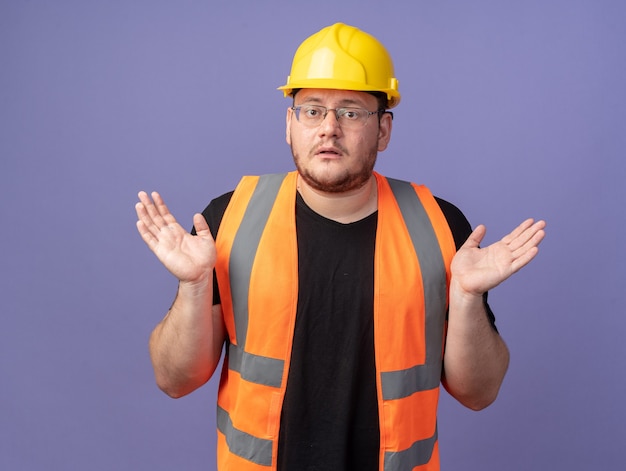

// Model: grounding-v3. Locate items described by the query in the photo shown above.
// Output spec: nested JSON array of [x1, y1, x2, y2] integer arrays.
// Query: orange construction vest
[[214, 171, 456, 471]]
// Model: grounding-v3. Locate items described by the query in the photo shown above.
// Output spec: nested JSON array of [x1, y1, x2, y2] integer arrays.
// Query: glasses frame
[[290, 105, 393, 128]]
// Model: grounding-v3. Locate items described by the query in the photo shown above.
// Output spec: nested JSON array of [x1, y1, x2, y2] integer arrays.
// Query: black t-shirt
[[200, 189, 495, 471]]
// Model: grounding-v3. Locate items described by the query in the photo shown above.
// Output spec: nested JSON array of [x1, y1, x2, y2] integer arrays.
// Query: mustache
[[312, 141, 349, 155]]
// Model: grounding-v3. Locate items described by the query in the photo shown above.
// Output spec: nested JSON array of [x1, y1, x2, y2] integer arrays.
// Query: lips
[[315, 146, 342, 157]]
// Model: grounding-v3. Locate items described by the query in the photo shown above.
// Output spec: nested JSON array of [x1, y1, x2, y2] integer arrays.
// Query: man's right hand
[[135, 191, 216, 285]]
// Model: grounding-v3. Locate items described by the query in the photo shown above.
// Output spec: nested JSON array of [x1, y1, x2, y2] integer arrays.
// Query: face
[[286, 89, 392, 194]]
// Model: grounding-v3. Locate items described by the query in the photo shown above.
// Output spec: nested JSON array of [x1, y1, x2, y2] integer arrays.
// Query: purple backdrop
[[2, 1, 624, 470]]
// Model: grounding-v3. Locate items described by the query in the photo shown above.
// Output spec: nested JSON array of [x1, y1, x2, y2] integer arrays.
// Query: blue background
[[1, 1, 624, 469]]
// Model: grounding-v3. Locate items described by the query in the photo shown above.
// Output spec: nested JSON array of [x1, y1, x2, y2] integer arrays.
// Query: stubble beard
[[291, 144, 378, 194]]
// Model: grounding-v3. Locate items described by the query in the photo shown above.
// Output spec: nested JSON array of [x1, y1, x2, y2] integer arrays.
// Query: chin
[[301, 169, 372, 194]]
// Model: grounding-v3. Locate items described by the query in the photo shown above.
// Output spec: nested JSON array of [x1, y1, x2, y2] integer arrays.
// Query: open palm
[[135, 191, 216, 283], [451, 219, 546, 296]]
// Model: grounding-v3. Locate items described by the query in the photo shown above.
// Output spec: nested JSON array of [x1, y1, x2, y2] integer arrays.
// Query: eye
[[302, 106, 322, 119], [340, 108, 362, 121]]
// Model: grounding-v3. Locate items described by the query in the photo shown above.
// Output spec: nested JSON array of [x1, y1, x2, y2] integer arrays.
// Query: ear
[[285, 107, 293, 145], [377, 112, 393, 152]]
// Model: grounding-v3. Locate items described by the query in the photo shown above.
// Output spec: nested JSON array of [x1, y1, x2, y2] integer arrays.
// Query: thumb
[[192, 213, 212, 237], [462, 224, 487, 250]]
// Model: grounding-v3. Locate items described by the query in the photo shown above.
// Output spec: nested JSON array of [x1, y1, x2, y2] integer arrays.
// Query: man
[[135, 23, 546, 471]]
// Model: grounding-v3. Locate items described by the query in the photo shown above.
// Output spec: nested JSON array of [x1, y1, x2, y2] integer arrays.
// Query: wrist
[[449, 279, 484, 307], [178, 275, 213, 299]]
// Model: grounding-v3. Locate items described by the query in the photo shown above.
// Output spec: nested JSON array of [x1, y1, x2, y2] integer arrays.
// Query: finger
[[512, 224, 546, 260], [462, 224, 486, 249], [511, 245, 540, 273], [137, 190, 160, 221], [135, 199, 157, 233], [136, 219, 159, 251], [193, 213, 211, 237], [138, 191, 175, 232], [136, 192, 182, 248], [137, 190, 151, 205], [135, 196, 165, 240], [151, 191, 179, 226], [144, 192, 168, 226], [137, 190, 162, 219], [510, 222, 546, 271], [501, 218, 535, 245], [507, 219, 546, 252]]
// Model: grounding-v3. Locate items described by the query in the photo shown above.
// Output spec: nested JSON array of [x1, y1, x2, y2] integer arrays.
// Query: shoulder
[[434, 196, 473, 251], [196, 173, 293, 236], [197, 191, 473, 250], [433, 195, 497, 327], [195, 191, 234, 238], [379, 174, 472, 250]]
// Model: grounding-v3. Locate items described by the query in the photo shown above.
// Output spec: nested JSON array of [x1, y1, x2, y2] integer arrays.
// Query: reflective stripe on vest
[[227, 342, 283, 388], [384, 425, 438, 470], [215, 172, 454, 470], [217, 404, 273, 467], [381, 178, 447, 401], [228, 173, 288, 348]]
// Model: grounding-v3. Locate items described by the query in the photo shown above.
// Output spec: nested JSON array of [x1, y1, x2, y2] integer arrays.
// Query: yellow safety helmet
[[278, 23, 400, 108]]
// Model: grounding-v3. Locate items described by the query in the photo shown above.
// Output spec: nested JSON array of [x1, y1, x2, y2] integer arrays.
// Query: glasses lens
[[337, 108, 367, 125], [294, 106, 372, 128], [298, 105, 325, 125]]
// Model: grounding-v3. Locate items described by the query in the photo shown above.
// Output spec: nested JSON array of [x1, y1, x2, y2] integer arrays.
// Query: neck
[[297, 173, 378, 223]]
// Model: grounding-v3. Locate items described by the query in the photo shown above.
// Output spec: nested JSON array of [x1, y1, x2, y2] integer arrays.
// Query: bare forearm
[[149, 277, 224, 398], [442, 282, 510, 410]]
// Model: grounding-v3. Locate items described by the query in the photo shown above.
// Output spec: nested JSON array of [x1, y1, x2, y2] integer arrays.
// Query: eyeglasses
[[291, 104, 391, 129]]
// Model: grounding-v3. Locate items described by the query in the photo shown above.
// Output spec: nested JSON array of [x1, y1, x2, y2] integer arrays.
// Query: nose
[[318, 109, 342, 136]]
